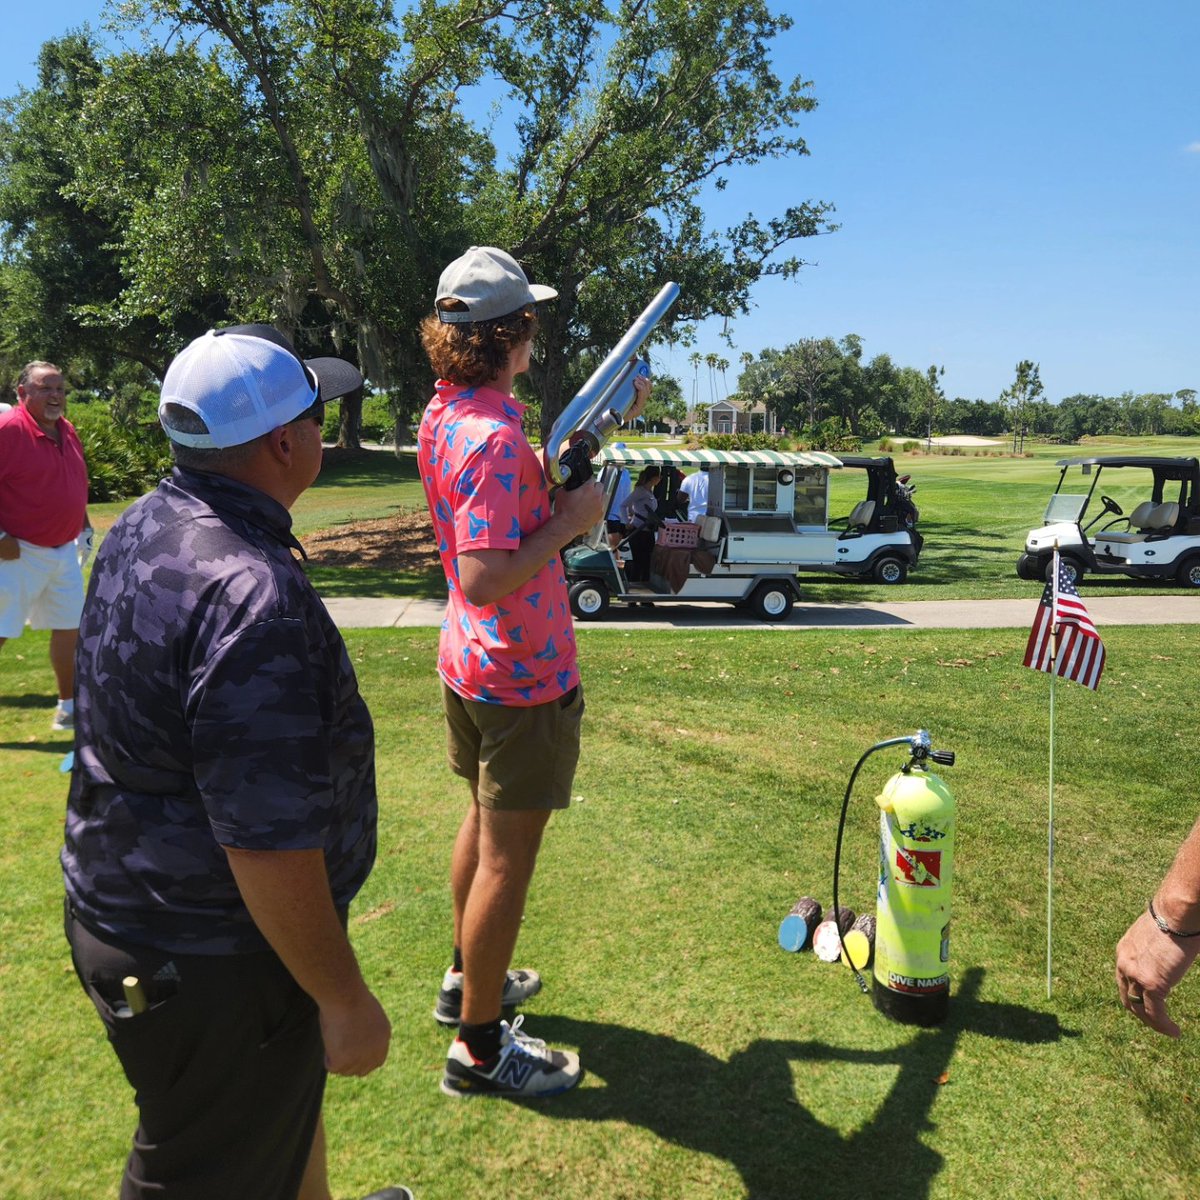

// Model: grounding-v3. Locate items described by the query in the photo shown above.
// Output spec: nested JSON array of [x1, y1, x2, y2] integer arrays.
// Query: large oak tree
[[1, 0, 834, 442]]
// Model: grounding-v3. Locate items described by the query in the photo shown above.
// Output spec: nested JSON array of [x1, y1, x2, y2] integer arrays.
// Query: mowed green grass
[[3, 624, 1198, 1199], [84, 435, 1200, 602], [811, 434, 1200, 602]]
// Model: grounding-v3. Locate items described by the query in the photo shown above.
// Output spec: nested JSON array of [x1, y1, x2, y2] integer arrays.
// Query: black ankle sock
[[459, 1018, 504, 1062], [452, 946, 464, 974]]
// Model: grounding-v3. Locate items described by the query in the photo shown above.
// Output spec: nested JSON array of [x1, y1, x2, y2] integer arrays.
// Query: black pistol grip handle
[[557, 443, 596, 491]]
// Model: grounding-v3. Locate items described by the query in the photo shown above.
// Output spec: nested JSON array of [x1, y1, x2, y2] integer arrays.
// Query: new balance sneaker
[[441, 1016, 581, 1099], [433, 965, 542, 1027], [51, 702, 74, 731]]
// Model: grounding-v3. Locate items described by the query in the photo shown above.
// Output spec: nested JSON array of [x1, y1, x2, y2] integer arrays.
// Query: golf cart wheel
[[749, 582, 794, 621], [1015, 553, 1042, 581], [872, 556, 908, 585], [1047, 555, 1085, 585], [1176, 556, 1200, 589], [569, 579, 610, 620]]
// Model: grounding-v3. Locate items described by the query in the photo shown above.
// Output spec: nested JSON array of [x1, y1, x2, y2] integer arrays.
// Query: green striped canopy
[[594, 446, 842, 469]]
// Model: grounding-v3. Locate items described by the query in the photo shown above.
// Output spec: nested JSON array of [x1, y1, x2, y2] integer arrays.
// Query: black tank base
[[873, 982, 949, 1026]]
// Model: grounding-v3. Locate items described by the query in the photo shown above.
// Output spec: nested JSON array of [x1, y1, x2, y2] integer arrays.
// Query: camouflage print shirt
[[61, 467, 377, 955]]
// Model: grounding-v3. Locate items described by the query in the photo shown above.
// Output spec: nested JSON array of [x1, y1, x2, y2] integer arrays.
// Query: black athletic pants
[[627, 527, 656, 581]]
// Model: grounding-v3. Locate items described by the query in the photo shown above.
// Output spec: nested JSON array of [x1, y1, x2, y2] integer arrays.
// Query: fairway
[[3, 623, 1198, 1199], [85, 435, 1200, 604]]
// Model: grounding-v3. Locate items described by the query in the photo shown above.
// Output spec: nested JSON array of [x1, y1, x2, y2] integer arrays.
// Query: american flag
[[1023, 553, 1106, 689]]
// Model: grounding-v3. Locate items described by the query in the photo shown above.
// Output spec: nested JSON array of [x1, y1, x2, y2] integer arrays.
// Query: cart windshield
[[1044, 493, 1088, 523]]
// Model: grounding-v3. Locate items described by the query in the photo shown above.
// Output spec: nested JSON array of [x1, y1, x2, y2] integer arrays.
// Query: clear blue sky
[[8, 1, 1199, 407]]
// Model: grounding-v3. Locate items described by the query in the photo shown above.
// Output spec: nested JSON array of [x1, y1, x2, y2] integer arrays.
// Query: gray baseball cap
[[435, 246, 558, 324]]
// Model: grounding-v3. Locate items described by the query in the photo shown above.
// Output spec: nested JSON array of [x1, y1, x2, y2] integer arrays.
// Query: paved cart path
[[321, 594, 1198, 632]]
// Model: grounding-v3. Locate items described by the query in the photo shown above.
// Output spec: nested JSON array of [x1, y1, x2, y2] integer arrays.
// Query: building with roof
[[688, 398, 778, 435]]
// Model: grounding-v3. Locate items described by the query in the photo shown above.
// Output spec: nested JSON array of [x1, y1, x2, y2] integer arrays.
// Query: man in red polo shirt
[[0, 360, 91, 729]]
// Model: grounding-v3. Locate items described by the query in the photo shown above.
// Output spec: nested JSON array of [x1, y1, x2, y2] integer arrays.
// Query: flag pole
[[1047, 640, 1056, 998], [1023, 544, 1105, 997], [1047, 545, 1060, 999]]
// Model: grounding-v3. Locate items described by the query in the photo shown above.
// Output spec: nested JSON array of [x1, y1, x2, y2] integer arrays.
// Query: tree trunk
[[336, 385, 363, 449]]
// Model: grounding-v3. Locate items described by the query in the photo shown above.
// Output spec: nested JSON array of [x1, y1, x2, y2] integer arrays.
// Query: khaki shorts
[[441, 680, 584, 811]]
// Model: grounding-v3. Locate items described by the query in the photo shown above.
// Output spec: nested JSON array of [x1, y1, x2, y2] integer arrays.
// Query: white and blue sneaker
[[441, 1016, 581, 1099], [433, 966, 542, 1027]]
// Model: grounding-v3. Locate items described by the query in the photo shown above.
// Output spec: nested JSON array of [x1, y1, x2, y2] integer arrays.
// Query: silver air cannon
[[543, 282, 680, 490], [832, 730, 957, 1026]]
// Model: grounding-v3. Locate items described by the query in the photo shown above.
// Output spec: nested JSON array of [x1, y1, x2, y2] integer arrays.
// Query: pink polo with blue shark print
[[418, 381, 580, 706]]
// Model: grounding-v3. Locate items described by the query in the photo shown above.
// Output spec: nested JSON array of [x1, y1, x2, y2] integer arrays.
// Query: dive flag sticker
[[894, 847, 942, 887]]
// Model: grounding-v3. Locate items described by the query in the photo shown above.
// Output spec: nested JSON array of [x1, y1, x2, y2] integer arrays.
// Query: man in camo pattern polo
[[61, 326, 411, 1200]]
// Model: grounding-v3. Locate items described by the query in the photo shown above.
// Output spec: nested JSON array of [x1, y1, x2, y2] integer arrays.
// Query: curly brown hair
[[419, 306, 539, 387]]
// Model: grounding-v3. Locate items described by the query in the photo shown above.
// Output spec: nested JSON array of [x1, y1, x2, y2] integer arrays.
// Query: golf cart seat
[[1128, 500, 1157, 530], [1146, 501, 1179, 534], [1101, 500, 1158, 545], [841, 500, 875, 534], [698, 515, 723, 544]]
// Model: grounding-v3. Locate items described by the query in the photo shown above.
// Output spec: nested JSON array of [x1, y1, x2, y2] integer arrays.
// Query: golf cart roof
[[832, 455, 896, 471], [1055, 455, 1200, 476], [595, 446, 842, 469]]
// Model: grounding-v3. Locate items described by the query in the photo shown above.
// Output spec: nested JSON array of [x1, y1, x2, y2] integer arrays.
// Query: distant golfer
[[0, 361, 92, 730]]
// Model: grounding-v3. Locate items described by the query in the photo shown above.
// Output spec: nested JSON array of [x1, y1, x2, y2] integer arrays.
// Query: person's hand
[[554, 479, 606, 539], [77, 529, 94, 568], [1115, 908, 1200, 1037], [0, 534, 19, 562], [319, 984, 392, 1076], [626, 372, 652, 423]]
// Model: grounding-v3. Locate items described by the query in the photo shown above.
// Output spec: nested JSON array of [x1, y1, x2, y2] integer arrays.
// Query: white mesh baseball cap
[[159, 324, 363, 449], [435, 246, 557, 324]]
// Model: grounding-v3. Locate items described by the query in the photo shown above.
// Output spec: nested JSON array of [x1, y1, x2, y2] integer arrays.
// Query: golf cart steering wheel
[[1100, 494, 1123, 516]]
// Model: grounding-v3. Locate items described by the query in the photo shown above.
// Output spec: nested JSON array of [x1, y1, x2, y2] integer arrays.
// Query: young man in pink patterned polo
[[418, 246, 646, 1099]]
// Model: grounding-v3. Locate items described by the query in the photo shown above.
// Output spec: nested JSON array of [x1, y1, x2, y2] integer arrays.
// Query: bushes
[[879, 437, 922, 454], [69, 399, 172, 502], [805, 419, 862, 454], [697, 432, 787, 451], [697, 427, 864, 454], [876, 435, 1013, 458], [359, 393, 396, 442], [321, 391, 404, 445]]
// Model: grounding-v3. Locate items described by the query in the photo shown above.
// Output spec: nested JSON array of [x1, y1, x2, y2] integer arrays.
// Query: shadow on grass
[[528, 968, 1074, 1199], [0, 739, 71, 754], [0, 692, 57, 709]]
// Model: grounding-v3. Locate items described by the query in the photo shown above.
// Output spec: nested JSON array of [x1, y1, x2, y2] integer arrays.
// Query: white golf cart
[[562, 446, 924, 620], [1015, 455, 1200, 587]]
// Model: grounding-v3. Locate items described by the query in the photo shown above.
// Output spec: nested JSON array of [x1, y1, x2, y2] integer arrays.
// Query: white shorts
[[0, 540, 85, 637]]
